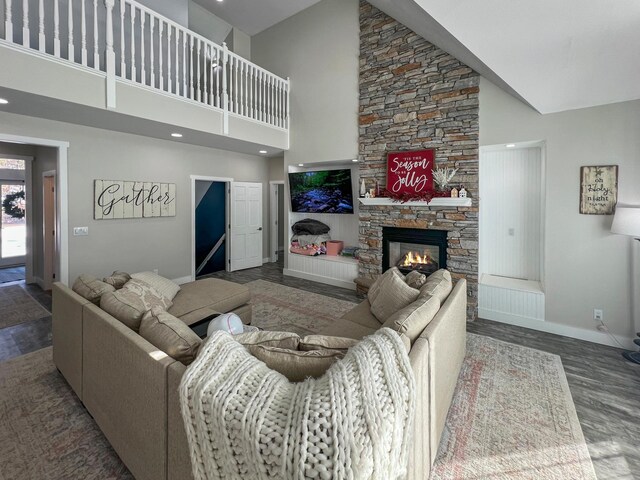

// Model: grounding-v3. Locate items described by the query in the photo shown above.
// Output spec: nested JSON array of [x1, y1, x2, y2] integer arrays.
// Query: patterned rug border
[[0, 284, 51, 330]]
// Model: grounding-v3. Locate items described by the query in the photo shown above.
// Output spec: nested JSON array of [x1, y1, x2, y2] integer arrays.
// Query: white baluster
[[286, 77, 290, 129], [119, 0, 125, 77], [203, 43, 208, 104], [67, 0, 74, 60], [130, 6, 136, 81], [140, 11, 145, 84], [93, 0, 99, 68], [189, 35, 194, 100], [173, 26, 178, 94], [149, 17, 154, 87], [253, 67, 257, 119], [38, 0, 45, 52], [53, 0, 60, 56], [182, 32, 187, 97], [167, 25, 173, 93], [222, 42, 229, 134], [81, 0, 87, 65], [158, 21, 163, 91], [105, 0, 116, 107], [257, 70, 262, 121], [216, 47, 221, 107], [276, 79, 280, 127], [241, 62, 245, 116], [234, 57, 238, 114], [247, 65, 252, 118], [196, 38, 201, 102], [22, 0, 29, 47], [4, 0, 12, 42]]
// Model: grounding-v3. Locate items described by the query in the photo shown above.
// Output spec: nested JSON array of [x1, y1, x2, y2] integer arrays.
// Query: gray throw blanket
[[180, 328, 416, 480]]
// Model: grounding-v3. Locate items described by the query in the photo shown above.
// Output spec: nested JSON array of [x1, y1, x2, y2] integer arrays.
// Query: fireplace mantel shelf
[[359, 197, 471, 207]]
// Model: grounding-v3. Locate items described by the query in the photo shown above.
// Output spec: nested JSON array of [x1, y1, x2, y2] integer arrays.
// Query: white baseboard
[[262, 257, 271, 264], [283, 268, 356, 291], [33, 276, 46, 289], [479, 307, 635, 350], [172, 275, 193, 285]]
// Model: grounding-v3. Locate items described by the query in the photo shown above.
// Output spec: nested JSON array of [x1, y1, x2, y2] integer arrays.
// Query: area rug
[[430, 334, 597, 480], [0, 347, 133, 480], [0, 285, 50, 329], [246, 279, 358, 335], [0, 266, 25, 283]]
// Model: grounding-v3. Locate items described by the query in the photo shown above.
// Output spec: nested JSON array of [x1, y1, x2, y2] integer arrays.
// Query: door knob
[[258, 227, 263, 231]]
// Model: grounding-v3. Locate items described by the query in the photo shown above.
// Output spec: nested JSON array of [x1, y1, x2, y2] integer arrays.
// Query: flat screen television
[[289, 169, 354, 214]]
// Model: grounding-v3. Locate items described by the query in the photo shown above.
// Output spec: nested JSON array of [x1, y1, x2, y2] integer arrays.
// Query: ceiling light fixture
[[171, 133, 183, 138], [259, 150, 268, 154], [298, 164, 304, 167], [506, 143, 516, 148], [352, 159, 358, 162], [0, 98, 8, 105]]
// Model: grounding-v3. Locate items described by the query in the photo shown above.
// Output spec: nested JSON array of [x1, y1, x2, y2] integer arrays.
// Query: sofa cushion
[[72, 274, 115, 305], [131, 271, 181, 302], [247, 345, 343, 382], [405, 270, 427, 289], [235, 331, 300, 350], [318, 319, 377, 341], [419, 269, 453, 303], [369, 268, 420, 322], [340, 299, 381, 330], [168, 278, 251, 326], [382, 295, 441, 344], [103, 271, 131, 290], [300, 335, 359, 352], [140, 307, 202, 365], [100, 279, 173, 332]]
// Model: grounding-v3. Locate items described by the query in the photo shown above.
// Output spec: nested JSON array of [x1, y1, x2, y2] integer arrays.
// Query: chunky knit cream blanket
[[180, 328, 416, 480]]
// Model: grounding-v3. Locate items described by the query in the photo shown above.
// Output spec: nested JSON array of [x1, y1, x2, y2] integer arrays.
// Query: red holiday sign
[[386, 149, 435, 195]]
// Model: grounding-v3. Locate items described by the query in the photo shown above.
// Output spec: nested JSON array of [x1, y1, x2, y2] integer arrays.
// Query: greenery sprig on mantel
[[382, 189, 451, 204]]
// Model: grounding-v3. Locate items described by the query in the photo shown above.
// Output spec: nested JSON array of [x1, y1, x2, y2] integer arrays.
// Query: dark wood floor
[[2, 259, 639, 478]]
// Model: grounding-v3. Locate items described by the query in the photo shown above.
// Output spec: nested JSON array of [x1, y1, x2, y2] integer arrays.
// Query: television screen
[[289, 169, 354, 214]]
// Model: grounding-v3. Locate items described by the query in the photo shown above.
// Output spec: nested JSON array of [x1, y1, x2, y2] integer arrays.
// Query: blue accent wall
[[195, 182, 226, 276]]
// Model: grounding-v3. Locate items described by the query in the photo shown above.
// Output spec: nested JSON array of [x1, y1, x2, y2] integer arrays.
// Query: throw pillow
[[247, 345, 343, 382], [405, 270, 427, 289], [369, 268, 420, 322], [367, 267, 405, 307], [300, 335, 359, 352], [72, 274, 115, 305], [381, 295, 441, 344], [419, 269, 453, 303], [100, 278, 173, 332], [236, 331, 300, 350], [103, 271, 131, 290], [140, 307, 202, 365], [131, 271, 181, 302]]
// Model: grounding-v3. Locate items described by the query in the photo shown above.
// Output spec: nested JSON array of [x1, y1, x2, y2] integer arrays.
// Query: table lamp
[[611, 206, 640, 364]]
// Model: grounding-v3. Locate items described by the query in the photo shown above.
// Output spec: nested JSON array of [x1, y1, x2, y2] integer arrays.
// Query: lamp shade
[[611, 207, 640, 237]]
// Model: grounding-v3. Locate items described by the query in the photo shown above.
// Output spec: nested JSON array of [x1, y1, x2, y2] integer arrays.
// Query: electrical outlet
[[73, 227, 89, 236], [153, 268, 159, 275], [593, 309, 604, 322]]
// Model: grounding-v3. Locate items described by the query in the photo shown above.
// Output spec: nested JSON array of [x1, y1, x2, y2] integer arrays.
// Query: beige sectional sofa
[[52, 271, 466, 480]]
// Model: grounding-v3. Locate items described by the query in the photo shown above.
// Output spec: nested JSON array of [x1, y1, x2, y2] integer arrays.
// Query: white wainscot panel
[[478, 275, 545, 324], [285, 255, 358, 290]]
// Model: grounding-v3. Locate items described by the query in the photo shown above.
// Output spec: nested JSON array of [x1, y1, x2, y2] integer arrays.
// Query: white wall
[[188, 1, 233, 45], [0, 110, 271, 282], [268, 156, 284, 182], [252, 0, 360, 268], [480, 77, 640, 342], [32, 146, 57, 282]]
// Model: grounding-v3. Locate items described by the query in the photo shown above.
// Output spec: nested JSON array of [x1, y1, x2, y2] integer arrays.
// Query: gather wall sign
[[94, 180, 176, 220]]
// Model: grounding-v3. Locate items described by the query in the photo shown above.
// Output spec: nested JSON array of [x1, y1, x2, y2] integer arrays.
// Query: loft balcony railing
[[1, 0, 290, 132]]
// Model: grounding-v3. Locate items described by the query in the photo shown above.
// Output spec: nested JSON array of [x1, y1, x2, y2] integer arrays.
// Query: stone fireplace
[[357, 1, 479, 320], [383, 227, 447, 276]]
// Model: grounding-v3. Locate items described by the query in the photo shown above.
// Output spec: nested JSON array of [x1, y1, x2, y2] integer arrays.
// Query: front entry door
[[0, 183, 26, 267], [230, 182, 263, 271]]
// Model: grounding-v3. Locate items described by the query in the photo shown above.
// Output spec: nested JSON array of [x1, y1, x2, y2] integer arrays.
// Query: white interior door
[[230, 182, 263, 271]]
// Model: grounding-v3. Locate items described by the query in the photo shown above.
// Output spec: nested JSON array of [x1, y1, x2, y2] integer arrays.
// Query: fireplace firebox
[[382, 227, 448, 275]]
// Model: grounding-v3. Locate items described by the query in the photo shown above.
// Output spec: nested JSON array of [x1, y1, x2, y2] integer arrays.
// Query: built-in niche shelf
[[359, 197, 472, 207]]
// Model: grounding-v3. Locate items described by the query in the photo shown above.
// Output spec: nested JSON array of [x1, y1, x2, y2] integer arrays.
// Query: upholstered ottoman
[[168, 278, 252, 326]]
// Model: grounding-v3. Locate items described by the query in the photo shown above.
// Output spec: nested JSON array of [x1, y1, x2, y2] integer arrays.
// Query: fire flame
[[401, 251, 432, 266]]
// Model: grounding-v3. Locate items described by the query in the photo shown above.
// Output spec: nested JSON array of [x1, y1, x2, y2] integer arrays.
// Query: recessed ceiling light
[[506, 143, 516, 148], [171, 133, 183, 138], [259, 150, 268, 154], [0, 98, 8, 105], [298, 164, 304, 167], [352, 159, 358, 162]]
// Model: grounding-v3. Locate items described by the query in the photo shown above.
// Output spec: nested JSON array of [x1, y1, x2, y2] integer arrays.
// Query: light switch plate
[[73, 227, 89, 236]]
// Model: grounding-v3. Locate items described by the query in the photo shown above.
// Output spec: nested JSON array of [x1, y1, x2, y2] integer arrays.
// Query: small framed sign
[[386, 149, 435, 195], [579, 165, 618, 215]]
